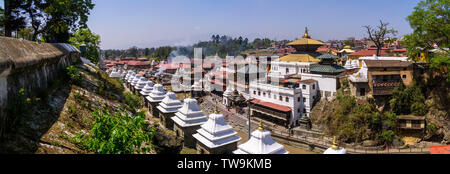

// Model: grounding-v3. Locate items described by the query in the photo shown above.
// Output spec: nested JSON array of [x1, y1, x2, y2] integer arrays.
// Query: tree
[[403, 0, 450, 83], [3, 0, 26, 37], [69, 28, 100, 63], [363, 20, 398, 56], [0, 7, 4, 36], [17, 27, 33, 40]]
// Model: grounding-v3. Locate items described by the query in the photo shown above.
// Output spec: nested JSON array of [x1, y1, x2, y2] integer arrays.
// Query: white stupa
[[109, 68, 121, 78], [192, 107, 241, 153], [126, 72, 137, 84], [323, 137, 347, 154], [139, 81, 154, 96], [124, 71, 133, 81], [223, 86, 233, 107], [233, 121, 289, 154], [131, 75, 141, 87], [344, 60, 353, 69], [351, 60, 359, 69], [171, 93, 208, 147], [135, 77, 147, 91], [157, 92, 183, 113], [171, 95, 208, 127], [146, 84, 167, 103]]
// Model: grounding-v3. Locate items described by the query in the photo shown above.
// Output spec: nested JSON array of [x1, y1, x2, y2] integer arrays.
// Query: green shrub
[[123, 92, 143, 111], [70, 106, 155, 154], [411, 102, 428, 116], [378, 130, 395, 144], [66, 65, 83, 84]]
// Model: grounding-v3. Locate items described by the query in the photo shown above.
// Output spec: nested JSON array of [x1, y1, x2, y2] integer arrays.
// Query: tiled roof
[[288, 37, 325, 46], [310, 64, 346, 74], [317, 53, 339, 59], [349, 49, 388, 56], [251, 99, 291, 112], [127, 61, 151, 66], [299, 79, 317, 84], [364, 60, 413, 68], [277, 54, 321, 62]]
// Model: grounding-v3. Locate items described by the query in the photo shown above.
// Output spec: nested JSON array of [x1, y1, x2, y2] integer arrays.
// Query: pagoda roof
[[317, 53, 339, 59], [277, 54, 321, 63], [310, 64, 346, 74], [288, 28, 325, 46]]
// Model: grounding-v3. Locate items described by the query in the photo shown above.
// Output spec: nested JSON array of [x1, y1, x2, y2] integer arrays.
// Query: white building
[[233, 121, 288, 154], [192, 107, 241, 154]]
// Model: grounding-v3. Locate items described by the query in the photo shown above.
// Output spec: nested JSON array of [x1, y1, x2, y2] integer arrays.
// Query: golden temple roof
[[340, 45, 355, 53], [277, 54, 321, 63], [288, 27, 325, 46]]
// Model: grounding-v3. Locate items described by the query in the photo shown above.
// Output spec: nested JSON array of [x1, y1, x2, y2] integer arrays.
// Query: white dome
[[140, 81, 154, 96], [146, 84, 166, 102]]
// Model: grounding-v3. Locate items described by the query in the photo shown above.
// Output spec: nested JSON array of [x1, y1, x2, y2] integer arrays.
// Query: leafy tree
[[3, 0, 26, 37], [17, 27, 33, 40], [403, 0, 450, 83], [363, 20, 398, 56], [69, 28, 100, 63], [390, 82, 427, 115]]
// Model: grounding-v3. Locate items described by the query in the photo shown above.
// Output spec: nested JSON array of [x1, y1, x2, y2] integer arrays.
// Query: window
[[286, 68, 289, 74], [298, 109, 300, 113], [303, 97, 306, 103], [312, 84, 315, 90], [298, 97, 301, 102], [253, 91, 256, 95], [258, 91, 261, 96], [274, 95, 277, 99], [403, 68, 407, 71], [279, 96, 283, 101], [286, 97, 289, 102], [302, 85, 306, 90], [384, 68, 387, 71], [263, 92, 266, 97], [402, 75, 407, 79], [303, 109, 306, 113]]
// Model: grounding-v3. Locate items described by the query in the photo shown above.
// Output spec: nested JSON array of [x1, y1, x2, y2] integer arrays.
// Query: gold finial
[[258, 120, 264, 131], [331, 136, 339, 150], [303, 27, 310, 38], [214, 105, 219, 114]]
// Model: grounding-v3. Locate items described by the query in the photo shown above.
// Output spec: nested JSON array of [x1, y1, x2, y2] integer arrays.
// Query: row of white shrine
[[107, 69, 345, 154]]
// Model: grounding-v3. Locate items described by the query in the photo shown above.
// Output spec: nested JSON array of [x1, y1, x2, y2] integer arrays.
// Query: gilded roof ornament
[[331, 136, 339, 150], [302, 27, 310, 38], [258, 120, 264, 131]]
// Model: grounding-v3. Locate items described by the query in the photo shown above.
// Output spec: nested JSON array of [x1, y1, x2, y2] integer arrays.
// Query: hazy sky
[[2, 0, 423, 49]]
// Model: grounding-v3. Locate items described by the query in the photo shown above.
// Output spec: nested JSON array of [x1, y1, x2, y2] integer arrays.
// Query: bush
[[70, 106, 155, 154], [123, 92, 143, 111], [411, 102, 428, 116], [66, 65, 83, 84], [378, 130, 395, 145]]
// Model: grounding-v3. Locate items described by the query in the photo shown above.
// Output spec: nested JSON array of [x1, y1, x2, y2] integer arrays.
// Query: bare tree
[[363, 20, 398, 56]]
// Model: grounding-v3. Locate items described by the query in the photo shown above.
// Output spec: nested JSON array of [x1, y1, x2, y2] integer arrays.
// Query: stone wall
[[0, 37, 80, 120]]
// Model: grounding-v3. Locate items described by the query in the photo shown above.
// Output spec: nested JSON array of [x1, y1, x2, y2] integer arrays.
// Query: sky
[[2, 0, 423, 49]]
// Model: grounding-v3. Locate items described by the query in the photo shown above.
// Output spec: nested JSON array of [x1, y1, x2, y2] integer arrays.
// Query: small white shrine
[[171, 93, 208, 148], [192, 107, 241, 154], [233, 121, 289, 154], [222, 86, 233, 107], [156, 91, 183, 130], [146, 83, 166, 117], [135, 77, 147, 91]]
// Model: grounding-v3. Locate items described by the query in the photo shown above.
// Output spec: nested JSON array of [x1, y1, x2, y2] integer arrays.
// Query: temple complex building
[[157, 91, 183, 130], [171, 94, 208, 148], [192, 107, 241, 154], [233, 121, 288, 154]]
